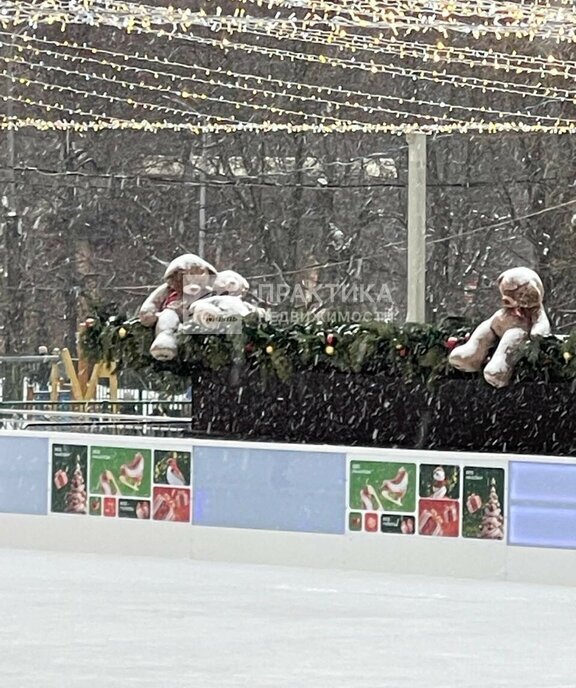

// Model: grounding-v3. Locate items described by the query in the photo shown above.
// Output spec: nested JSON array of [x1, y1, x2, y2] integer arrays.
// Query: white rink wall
[[1, 430, 576, 586]]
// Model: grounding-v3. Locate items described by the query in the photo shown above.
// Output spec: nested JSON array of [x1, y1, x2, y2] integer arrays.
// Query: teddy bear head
[[497, 267, 544, 310], [163, 254, 217, 297], [212, 270, 249, 296]]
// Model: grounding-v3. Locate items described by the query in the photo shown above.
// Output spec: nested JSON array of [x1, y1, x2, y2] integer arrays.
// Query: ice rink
[[1, 548, 574, 688]]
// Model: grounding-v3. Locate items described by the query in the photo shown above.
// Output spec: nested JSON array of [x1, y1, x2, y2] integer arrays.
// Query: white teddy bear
[[448, 267, 551, 388], [139, 256, 265, 359], [139, 254, 217, 360], [187, 295, 268, 332]]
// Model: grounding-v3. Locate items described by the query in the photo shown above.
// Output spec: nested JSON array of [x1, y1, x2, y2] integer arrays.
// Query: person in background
[[34, 345, 51, 392]]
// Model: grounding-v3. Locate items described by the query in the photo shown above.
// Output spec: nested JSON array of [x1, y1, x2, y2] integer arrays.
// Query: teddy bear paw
[[483, 368, 511, 389], [150, 332, 178, 361], [448, 349, 482, 373], [139, 309, 158, 327]]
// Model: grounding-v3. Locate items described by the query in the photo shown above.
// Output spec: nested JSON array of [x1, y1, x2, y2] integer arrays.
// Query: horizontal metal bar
[[0, 400, 189, 407], [0, 408, 192, 422], [23, 418, 190, 428], [0, 355, 60, 363]]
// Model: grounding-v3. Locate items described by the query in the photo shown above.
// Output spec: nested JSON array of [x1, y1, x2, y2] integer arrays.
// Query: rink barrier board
[[0, 435, 49, 515], [193, 445, 346, 534], [2, 431, 576, 585]]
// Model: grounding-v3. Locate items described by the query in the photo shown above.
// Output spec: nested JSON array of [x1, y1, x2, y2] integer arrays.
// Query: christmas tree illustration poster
[[51, 444, 88, 515], [462, 466, 505, 540]]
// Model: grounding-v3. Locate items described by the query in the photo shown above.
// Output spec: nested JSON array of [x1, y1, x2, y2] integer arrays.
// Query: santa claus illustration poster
[[419, 464, 460, 500]]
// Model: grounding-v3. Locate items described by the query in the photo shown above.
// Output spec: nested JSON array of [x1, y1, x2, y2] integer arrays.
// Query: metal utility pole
[[62, 130, 81, 355], [0, 34, 24, 399], [3, 80, 22, 356], [405, 132, 427, 323], [198, 131, 207, 258]]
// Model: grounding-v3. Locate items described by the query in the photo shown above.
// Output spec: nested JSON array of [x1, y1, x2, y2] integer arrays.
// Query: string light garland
[[2, 110, 576, 135], [238, 0, 576, 12], [164, 9, 576, 58], [0, 1, 574, 134], [373, 36, 576, 80], [121, 25, 576, 108], [5, 31, 576, 108], [141, 21, 576, 99], [2, 89, 461, 134], [231, 18, 576, 85], [4, 48, 575, 129], [5, 66, 453, 129], [7, 23, 576, 84], [238, 0, 576, 19], [2, 0, 576, 42], [155, 18, 576, 102], [0, 70, 223, 120]]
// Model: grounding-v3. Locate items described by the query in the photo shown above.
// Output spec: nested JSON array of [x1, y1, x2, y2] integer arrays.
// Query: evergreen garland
[[80, 304, 576, 388]]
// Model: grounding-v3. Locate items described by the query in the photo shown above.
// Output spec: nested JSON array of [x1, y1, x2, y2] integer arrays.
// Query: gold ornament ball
[[563, 351, 573, 362], [265, 344, 274, 355], [325, 345, 335, 356], [118, 327, 127, 339]]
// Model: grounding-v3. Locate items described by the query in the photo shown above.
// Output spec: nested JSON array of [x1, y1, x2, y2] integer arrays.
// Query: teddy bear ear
[[530, 270, 544, 294], [163, 253, 217, 280], [496, 272, 505, 285]]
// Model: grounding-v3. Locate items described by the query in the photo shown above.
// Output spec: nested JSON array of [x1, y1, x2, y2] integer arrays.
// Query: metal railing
[[0, 407, 193, 437], [0, 399, 190, 412], [0, 355, 60, 363]]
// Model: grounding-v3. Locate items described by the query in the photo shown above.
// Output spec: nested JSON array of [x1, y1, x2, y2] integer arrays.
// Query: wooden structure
[[59, 347, 118, 408], [1, 338, 118, 407]]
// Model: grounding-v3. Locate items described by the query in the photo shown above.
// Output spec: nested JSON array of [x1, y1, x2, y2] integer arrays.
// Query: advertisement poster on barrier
[[51, 444, 88, 515], [462, 466, 505, 540], [89, 446, 152, 499], [418, 499, 460, 537], [349, 460, 417, 512], [49, 442, 192, 522], [418, 464, 461, 537], [118, 498, 151, 520], [348, 459, 417, 533], [419, 464, 460, 500], [153, 450, 191, 487], [152, 450, 192, 523], [380, 514, 416, 535], [152, 487, 191, 523], [89, 496, 117, 518], [348, 512, 415, 534]]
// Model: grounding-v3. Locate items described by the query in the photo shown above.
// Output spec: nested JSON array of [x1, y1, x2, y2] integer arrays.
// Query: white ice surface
[[0, 548, 574, 688]]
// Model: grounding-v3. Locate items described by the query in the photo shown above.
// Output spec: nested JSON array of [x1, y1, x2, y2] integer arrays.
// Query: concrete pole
[[406, 133, 427, 323]]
